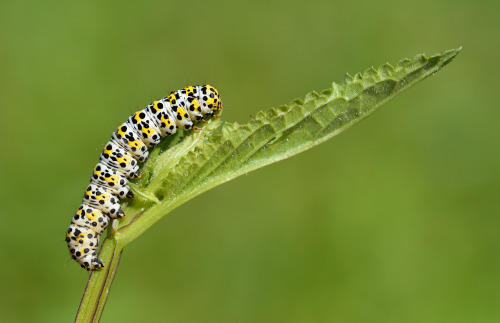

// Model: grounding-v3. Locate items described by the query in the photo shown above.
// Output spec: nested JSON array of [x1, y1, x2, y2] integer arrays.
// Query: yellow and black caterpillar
[[65, 85, 222, 271]]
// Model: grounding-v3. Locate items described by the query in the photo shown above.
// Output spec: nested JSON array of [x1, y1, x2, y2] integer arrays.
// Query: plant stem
[[74, 236, 122, 323]]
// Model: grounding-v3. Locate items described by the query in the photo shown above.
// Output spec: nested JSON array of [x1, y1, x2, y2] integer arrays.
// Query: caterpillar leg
[[80, 254, 104, 271], [115, 207, 125, 219]]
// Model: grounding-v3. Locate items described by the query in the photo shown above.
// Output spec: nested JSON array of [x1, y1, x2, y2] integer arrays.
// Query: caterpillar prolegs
[[65, 85, 222, 271]]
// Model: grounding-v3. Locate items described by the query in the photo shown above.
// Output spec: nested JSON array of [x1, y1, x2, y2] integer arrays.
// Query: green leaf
[[119, 48, 461, 241], [75, 48, 460, 322]]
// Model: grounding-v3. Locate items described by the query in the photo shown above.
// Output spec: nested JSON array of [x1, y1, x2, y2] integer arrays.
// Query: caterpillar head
[[202, 85, 223, 115]]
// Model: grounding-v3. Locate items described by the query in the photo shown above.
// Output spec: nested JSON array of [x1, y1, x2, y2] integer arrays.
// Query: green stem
[[74, 234, 122, 322]]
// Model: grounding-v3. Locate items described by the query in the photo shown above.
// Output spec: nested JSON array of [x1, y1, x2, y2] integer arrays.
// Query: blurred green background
[[0, 0, 498, 322]]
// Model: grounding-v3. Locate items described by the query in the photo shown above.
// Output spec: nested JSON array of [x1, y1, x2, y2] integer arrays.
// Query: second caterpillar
[[65, 85, 223, 271]]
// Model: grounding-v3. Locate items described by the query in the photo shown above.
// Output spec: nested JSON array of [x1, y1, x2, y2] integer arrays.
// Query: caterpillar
[[65, 85, 222, 271]]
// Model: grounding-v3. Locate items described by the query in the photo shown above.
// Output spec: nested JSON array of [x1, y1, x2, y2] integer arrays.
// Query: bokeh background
[[0, 0, 498, 322]]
